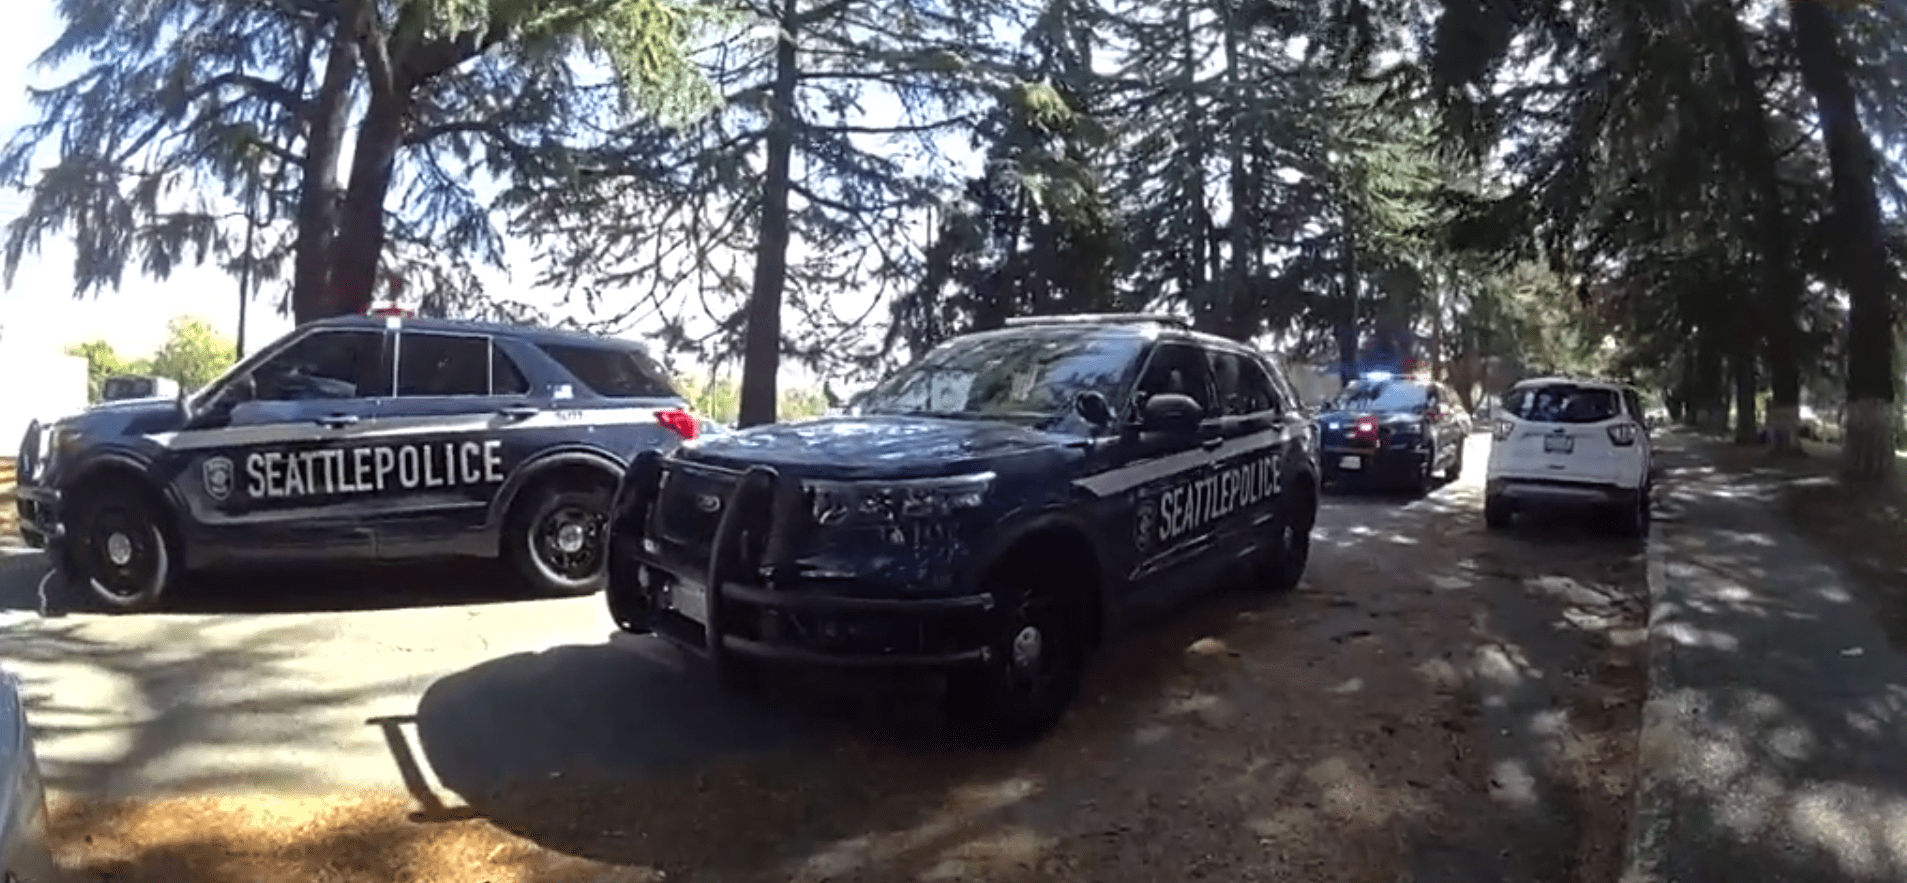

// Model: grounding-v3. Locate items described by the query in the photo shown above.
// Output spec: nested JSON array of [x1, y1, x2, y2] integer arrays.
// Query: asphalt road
[[2, 434, 1655, 882]]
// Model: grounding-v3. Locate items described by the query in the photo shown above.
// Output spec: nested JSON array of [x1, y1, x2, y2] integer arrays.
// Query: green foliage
[[676, 373, 829, 424], [148, 316, 237, 391], [65, 341, 153, 404], [64, 316, 235, 402]]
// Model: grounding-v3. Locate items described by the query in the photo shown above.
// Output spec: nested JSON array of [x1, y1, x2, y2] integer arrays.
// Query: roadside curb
[[1618, 524, 1676, 883]]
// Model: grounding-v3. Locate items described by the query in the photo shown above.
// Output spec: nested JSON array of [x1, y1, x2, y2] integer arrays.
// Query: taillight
[[1493, 419, 1515, 441], [656, 408, 699, 440], [1352, 417, 1379, 440], [1607, 422, 1639, 446], [1425, 406, 1443, 422]]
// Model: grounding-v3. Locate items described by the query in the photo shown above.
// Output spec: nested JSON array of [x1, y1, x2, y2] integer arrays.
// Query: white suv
[[1483, 377, 1652, 538]]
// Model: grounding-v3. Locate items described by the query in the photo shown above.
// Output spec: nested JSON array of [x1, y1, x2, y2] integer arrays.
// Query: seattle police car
[[14, 308, 701, 610], [607, 314, 1321, 743]]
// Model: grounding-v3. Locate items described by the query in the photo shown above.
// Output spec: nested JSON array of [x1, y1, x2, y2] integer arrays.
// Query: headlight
[[807, 472, 994, 527]]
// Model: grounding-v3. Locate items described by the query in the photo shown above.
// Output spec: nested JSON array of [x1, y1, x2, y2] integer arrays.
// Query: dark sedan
[[1317, 373, 1469, 494]]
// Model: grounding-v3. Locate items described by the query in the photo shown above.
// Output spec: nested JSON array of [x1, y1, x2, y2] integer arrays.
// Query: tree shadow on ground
[[1629, 433, 1907, 882], [0, 552, 530, 616], [378, 449, 1653, 883], [5, 617, 412, 798]]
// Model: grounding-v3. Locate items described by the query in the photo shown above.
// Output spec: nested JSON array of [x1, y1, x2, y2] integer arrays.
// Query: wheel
[[947, 572, 1091, 746], [66, 484, 175, 611], [1611, 485, 1651, 540], [1407, 446, 1435, 495], [508, 483, 613, 596], [1443, 443, 1465, 482], [1254, 485, 1316, 593], [1484, 494, 1513, 530]]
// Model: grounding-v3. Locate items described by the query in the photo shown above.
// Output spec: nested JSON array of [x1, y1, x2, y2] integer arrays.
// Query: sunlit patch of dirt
[[48, 792, 658, 883]]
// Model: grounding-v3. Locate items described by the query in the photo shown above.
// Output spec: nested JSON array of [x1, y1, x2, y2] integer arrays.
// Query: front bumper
[[608, 458, 997, 673], [1321, 442, 1427, 479], [12, 486, 58, 550]]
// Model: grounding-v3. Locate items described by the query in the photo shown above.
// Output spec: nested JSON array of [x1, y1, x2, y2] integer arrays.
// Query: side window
[[1263, 356, 1302, 414], [537, 343, 678, 398], [395, 333, 492, 397], [1622, 389, 1644, 420], [252, 330, 387, 402], [1134, 342, 1216, 415], [493, 348, 531, 396], [1209, 350, 1280, 416]]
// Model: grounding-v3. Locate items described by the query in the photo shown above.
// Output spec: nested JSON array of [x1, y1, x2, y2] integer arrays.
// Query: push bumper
[[12, 485, 59, 550], [608, 457, 997, 677], [1487, 477, 1641, 507]]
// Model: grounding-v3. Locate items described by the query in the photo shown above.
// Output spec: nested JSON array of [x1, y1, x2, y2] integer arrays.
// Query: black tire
[[66, 484, 175, 611], [1407, 446, 1435, 495], [507, 483, 613, 597], [947, 573, 1091, 746], [1443, 443, 1465, 482], [1254, 484, 1316, 593], [1484, 494, 1513, 530], [1611, 485, 1651, 540]]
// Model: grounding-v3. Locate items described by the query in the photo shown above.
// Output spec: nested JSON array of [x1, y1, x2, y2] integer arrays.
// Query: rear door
[[370, 329, 544, 559], [1496, 382, 1631, 485]]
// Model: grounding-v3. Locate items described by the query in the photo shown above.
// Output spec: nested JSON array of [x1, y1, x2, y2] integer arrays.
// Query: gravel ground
[[31, 435, 1650, 883]]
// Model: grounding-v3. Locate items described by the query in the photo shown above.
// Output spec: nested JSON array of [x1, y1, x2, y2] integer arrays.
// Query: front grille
[[652, 463, 739, 555]]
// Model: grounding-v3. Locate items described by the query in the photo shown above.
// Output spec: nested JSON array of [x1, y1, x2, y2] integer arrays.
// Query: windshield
[[1331, 380, 1429, 412], [1504, 384, 1622, 424], [857, 328, 1144, 419]]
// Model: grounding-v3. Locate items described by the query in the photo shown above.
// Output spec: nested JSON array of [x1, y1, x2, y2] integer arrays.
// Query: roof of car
[[307, 313, 649, 350], [1512, 375, 1635, 392], [958, 317, 1256, 353]]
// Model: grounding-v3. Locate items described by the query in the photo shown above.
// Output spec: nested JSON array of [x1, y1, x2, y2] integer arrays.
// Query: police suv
[[14, 308, 701, 610], [607, 314, 1321, 743]]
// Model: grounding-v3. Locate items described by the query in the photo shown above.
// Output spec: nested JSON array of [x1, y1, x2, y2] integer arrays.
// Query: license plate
[[1338, 455, 1363, 470], [667, 578, 709, 624], [1543, 434, 1575, 454]]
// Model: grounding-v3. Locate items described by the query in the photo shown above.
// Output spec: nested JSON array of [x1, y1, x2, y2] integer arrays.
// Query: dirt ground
[[41, 461, 1648, 883]]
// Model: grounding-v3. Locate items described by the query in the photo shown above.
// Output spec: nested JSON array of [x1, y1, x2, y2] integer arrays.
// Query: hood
[[59, 398, 185, 437], [1318, 408, 1424, 427], [678, 414, 1068, 480]]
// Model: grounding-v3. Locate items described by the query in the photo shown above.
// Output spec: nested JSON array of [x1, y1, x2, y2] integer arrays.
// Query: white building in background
[[0, 321, 88, 452]]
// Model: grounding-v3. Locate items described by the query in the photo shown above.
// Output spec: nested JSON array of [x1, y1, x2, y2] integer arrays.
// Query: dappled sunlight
[[1633, 434, 1907, 881]]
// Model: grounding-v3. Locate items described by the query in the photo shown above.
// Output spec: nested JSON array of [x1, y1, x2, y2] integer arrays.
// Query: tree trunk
[[1695, 332, 1728, 432], [1791, 0, 1896, 482], [290, 6, 362, 324], [736, 0, 800, 429], [1337, 229, 1360, 385], [330, 93, 408, 319], [1717, 4, 1806, 453], [1731, 349, 1758, 444]]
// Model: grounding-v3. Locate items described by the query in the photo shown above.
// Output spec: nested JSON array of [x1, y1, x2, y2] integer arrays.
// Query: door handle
[[496, 405, 540, 420], [1202, 436, 1225, 451], [315, 414, 359, 429]]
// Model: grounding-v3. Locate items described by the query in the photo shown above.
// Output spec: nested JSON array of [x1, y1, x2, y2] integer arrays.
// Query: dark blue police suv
[[14, 308, 701, 610], [607, 314, 1321, 743], [1316, 372, 1470, 493]]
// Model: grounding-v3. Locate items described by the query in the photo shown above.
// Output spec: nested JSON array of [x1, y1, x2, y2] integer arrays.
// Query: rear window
[[537, 343, 678, 399], [1333, 380, 1429, 411], [1503, 384, 1623, 424]]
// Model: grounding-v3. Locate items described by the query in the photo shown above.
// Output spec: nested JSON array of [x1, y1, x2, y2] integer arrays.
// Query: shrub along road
[[0, 435, 1650, 883]]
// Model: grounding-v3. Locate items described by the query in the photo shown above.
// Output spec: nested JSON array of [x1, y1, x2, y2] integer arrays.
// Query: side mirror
[[1139, 393, 1203, 434], [1074, 391, 1114, 427]]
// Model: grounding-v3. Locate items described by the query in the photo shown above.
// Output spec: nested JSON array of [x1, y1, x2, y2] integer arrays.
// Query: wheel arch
[[971, 510, 1110, 649], [487, 446, 625, 540], [61, 454, 185, 564]]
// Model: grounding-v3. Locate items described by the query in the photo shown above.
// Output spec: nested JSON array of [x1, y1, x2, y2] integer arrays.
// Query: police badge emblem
[[202, 456, 235, 502]]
